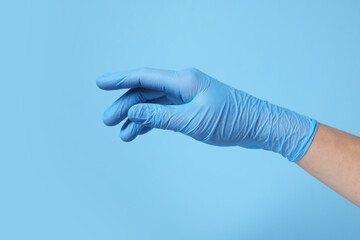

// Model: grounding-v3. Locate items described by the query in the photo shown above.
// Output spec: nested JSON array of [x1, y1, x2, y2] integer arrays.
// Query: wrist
[[241, 98, 318, 161], [264, 102, 318, 161]]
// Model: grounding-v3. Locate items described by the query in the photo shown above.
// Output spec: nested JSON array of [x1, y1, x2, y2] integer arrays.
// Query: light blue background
[[1, 0, 360, 239]]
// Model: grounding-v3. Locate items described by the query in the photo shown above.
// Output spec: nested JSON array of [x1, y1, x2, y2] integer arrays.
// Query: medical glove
[[96, 68, 318, 162]]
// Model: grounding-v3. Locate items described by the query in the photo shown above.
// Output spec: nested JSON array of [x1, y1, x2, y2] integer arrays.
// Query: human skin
[[297, 123, 360, 207]]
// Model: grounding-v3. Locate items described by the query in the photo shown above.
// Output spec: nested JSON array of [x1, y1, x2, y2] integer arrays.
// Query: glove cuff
[[288, 118, 318, 162]]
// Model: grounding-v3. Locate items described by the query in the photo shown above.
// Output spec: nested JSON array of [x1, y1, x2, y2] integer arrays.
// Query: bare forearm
[[296, 123, 360, 206]]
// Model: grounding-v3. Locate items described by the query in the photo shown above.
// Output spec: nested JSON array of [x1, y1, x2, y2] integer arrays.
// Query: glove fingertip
[[102, 109, 117, 126], [120, 120, 144, 142], [120, 129, 137, 142], [96, 73, 112, 90]]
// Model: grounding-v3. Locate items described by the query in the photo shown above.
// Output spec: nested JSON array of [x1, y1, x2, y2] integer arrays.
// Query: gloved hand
[[96, 68, 318, 162]]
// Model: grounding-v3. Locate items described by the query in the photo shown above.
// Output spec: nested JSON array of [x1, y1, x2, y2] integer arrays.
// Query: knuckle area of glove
[[142, 105, 162, 128], [177, 68, 202, 84]]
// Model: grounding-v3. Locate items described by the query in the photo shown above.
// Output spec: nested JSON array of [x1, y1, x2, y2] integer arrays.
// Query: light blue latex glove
[[96, 68, 318, 162]]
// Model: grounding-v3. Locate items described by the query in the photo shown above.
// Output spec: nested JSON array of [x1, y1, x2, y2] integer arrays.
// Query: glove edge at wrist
[[288, 118, 319, 162]]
